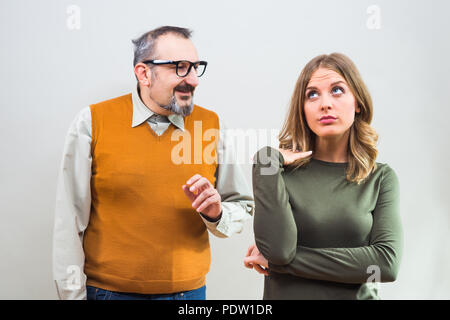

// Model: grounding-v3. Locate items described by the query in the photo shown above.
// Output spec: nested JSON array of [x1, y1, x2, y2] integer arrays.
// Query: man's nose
[[184, 67, 199, 87]]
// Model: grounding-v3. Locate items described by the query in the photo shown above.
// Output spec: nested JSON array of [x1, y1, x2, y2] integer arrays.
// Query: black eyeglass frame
[[142, 59, 208, 77]]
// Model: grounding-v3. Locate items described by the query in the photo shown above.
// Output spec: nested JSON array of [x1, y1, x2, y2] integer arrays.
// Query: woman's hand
[[244, 243, 269, 276], [278, 148, 312, 166]]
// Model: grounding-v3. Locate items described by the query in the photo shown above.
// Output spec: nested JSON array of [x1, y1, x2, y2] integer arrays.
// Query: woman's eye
[[332, 86, 344, 95], [307, 91, 318, 99]]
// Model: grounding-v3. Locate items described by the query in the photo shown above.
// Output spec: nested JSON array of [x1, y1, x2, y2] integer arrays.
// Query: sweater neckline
[[310, 158, 348, 167]]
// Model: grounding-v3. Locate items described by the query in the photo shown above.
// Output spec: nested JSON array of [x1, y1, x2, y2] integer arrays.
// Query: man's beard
[[159, 83, 195, 116], [159, 95, 193, 117]]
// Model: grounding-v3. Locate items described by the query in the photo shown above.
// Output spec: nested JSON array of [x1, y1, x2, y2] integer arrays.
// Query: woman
[[244, 53, 403, 300]]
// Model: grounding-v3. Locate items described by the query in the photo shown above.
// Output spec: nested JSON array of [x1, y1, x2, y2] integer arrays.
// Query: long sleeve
[[252, 146, 298, 265], [269, 165, 403, 283], [200, 119, 254, 238], [52, 107, 92, 300], [253, 146, 403, 284]]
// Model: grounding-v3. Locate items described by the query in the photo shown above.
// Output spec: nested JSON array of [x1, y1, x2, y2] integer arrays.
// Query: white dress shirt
[[52, 88, 254, 299]]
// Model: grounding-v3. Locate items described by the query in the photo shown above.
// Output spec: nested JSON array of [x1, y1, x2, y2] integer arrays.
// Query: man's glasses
[[142, 60, 208, 77]]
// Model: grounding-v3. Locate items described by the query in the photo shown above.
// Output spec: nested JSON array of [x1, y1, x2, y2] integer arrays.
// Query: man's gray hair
[[132, 26, 192, 66]]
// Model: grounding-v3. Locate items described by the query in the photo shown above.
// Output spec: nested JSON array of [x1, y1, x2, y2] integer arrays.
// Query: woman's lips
[[319, 117, 337, 124]]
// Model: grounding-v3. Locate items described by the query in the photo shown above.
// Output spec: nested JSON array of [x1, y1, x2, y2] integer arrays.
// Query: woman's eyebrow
[[307, 80, 346, 91], [330, 81, 346, 87]]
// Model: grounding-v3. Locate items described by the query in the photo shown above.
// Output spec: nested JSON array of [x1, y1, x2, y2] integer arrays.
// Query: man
[[53, 26, 254, 300]]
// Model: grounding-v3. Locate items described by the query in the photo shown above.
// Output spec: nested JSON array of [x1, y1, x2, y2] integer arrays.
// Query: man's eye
[[307, 91, 318, 99], [332, 86, 344, 95]]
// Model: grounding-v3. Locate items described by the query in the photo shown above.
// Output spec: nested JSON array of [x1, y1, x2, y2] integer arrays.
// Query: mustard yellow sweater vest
[[83, 93, 219, 294]]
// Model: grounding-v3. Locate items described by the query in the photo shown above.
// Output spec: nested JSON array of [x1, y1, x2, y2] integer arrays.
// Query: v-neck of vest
[[144, 121, 179, 141]]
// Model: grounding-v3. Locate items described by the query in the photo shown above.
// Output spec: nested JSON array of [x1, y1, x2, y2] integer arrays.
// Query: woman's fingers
[[244, 244, 257, 269], [244, 256, 268, 275], [244, 244, 269, 276], [254, 264, 269, 276], [246, 244, 256, 257]]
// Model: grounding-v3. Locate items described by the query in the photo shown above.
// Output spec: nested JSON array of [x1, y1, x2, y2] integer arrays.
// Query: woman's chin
[[314, 129, 349, 139]]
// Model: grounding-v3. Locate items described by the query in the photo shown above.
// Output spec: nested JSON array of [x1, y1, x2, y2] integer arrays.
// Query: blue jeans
[[86, 285, 206, 300]]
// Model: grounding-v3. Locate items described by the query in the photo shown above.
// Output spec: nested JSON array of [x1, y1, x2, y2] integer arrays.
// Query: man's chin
[[181, 104, 194, 116], [175, 97, 194, 108], [159, 95, 194, 116]]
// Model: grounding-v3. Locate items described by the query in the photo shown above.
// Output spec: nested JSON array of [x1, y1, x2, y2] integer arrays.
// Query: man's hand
[[278, 148, 312, 166], [182, 174, 222, 220], [244, 243, 269, 276]]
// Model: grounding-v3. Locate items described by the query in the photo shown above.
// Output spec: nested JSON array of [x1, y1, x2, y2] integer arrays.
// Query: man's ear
[[134, 63, 151, 86]]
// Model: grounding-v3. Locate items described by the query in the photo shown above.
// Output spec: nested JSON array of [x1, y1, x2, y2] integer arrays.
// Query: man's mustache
[[174, 84, 195, 93]]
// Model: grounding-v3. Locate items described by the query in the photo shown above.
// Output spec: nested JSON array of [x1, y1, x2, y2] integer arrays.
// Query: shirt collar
[[131, 86, 185, 131]]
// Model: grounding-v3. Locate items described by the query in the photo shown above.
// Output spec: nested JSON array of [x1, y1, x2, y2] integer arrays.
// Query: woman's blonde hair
[[279, 53, 378, 184]]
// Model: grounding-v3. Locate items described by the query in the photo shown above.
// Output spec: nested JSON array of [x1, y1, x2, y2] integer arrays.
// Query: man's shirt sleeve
[[53, 107, 92, 300], [199, 118, 255, 237]]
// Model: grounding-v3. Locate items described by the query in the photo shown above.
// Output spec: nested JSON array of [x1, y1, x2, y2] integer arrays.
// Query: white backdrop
[[0, 0, 449, 299]]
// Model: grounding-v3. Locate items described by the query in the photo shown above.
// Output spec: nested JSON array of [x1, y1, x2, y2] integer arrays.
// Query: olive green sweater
[[253, 147, 403, 300]]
